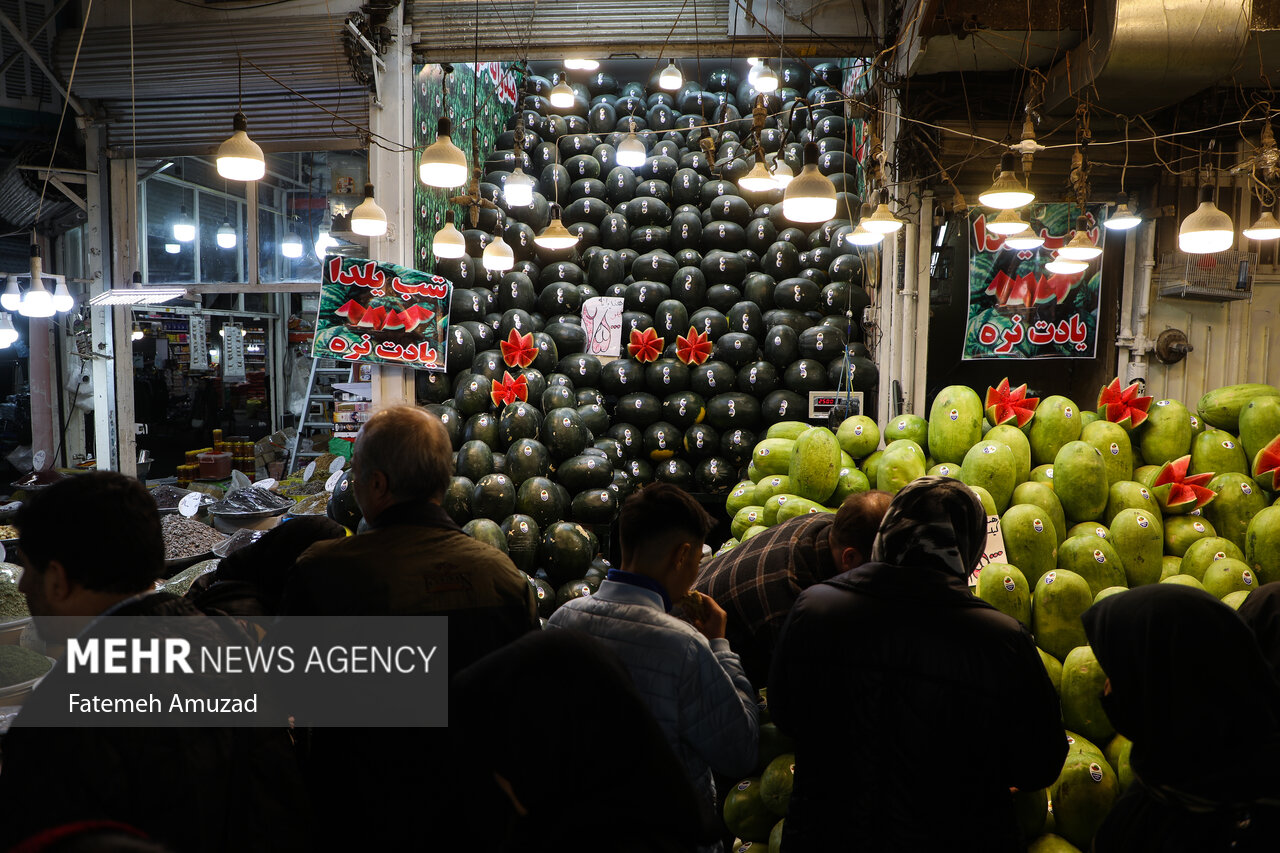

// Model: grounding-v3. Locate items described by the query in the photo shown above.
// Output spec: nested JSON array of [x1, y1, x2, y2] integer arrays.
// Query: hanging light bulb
[[754, 64, 779, 94], [281, 230, 304, 259], [1244, 209, 1280, 240], [52, 281, 73, 313], [20, 246, 54, 318], [659, 60, 683, 91], [314, 229, 338, 260], [739, 158, 778, 192], [131, 323, 145, 342], [1179, 185, 1234, 254], [0, 314, 18, 348], [350, 182, 388, 237], [172, 205, 196, 242], [849, 206, 885, 246], [1104, 192, 1141, 231], [432, 211, 467, 259], [770, 157, 794, 188], [549, 74, 576, 108], [783, 142, 838, 223], [1056, 215, 1103, 261], [504, 167, 535, 207], [987, 207, 1033, 236], [483, 232, 515, 271], [535, 205, 579, 249], [0, 276, 19, 312], [564, 58, 599, 71], [215, 112, 265, 181], [1004, 226, 1046, 251], [863, 190, 905, 234], [978, 152, 1034, 209], [164, 242, 180, 254], [216, 221, 238, 249], [617, 121, 647, 168], [1045, 255, 1089, 274], [419, 118, 469, 188]]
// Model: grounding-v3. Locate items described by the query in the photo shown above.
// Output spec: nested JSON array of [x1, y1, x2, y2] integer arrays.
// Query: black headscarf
[[1237, 582, 1280, 687], [868, 476, 986, 578], [1083, 584, 1280, 808], [452, 629, 714, 852]]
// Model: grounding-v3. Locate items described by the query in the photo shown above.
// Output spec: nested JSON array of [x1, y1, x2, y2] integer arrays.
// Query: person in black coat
[[1085, 584, 1280, 852], [0, 472, 308, 853], [768, 476, 1066, 852], [1236, 581, 1280, 689], [453, 628, 718, 852]]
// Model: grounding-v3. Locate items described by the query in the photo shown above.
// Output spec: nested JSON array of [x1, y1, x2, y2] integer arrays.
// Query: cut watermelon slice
[[1253, 432, 1280, 490], [381, 311, 405, 331], [1151, 455, 1217, 514], [400, 309, 422, 333], [985, 378, 1040, 427], [335, 300, 365, 324], [358, 306, 387, 331], [1035, 274, 1076, 305], [1097, 378, 1153, 430]]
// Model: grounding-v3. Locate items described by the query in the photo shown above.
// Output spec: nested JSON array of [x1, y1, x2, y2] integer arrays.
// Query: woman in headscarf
[[452, 627, 717, 853], [1084, 584, 1280, 851], [767, 476, 1065, 851]]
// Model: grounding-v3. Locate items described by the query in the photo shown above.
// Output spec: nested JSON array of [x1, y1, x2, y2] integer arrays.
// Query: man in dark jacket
[[768, 477, 1066, 851], [0, 472, 308, 853], [280, 405, 539, 851], [694, 490, 892, 687]]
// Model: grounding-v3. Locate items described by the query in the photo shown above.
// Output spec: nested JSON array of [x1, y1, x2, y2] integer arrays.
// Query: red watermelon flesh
[[1097, 378, 1153, 430], [1254, 433, 1280, 490], [1152, 455, 1217, 513], [985, 378, 1040, 427]]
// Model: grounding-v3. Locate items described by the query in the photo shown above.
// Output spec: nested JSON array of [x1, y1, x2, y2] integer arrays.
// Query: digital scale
[[808, 391, 864, 420]]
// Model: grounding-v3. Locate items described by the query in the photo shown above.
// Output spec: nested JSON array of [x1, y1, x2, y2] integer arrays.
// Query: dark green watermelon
[[625, 458, 655, 483], [643, 421, 682, 461], [554, 579, 594, 608], [557, 353, 602, 386], [736, 361, 781, 396], [573, 488, 619, 524], [616, 392, 662, 427], [516, 476, 569, 529], [762, 390, 808, 424], [593, 438, 626, 466], [541, 385, 575, 411], [599, 358, 646, 395], [574, 402, 610, 435], [501, 514, 541, 572], [783, 359, 828, 394], [706, 393, 763, 431], [462, 518, 508, 553], [645, 359, 691, 395], [456, 440, 495, 482], [540, 407, 591, 461], [662, 391, 707, 428], [529, 574, 555, 618], [720, 428, 758, 466], [557, 454, 615, 493], [695, 457, 737, 493], [499, 402, 544, 446], [463, 413, 501, 450], [689, 360, 737, 397], [683, 423, 720, 459], [454, 375, 493, 417], [541, 521, 596, 585], [505, 438, 552, 484], [608, 422, 643, 458], [429, 405, 464, 451], [653, 458, 696, 488], [713, 332, 759, 368], [472, 473, 517, 521]]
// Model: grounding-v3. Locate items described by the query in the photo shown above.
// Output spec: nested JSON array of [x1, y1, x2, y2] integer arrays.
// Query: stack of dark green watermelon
[[416, 61, 878, 611]]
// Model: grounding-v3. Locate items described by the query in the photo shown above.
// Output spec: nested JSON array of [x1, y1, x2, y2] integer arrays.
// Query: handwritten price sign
[[311, 256, 452, 371], [968, 514, 1008, 587]]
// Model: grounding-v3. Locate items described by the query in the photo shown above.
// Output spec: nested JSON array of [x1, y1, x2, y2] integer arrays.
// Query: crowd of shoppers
[[1, 406, 1279, 853]]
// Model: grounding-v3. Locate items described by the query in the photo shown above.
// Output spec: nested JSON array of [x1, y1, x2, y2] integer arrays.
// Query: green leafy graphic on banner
[[963, 203, 1104, 360]]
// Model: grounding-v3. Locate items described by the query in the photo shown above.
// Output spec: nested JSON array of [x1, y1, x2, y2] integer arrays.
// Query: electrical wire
[[32, 0, 93, 233]]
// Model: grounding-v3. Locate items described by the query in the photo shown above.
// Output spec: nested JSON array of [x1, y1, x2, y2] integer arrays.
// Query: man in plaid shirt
[[694, 490, 892, 688]]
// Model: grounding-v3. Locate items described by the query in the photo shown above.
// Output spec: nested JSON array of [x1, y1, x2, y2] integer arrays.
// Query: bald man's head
[[353, 405, 454, 504]]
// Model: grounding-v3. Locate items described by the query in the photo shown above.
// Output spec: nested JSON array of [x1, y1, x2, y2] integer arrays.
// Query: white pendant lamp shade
[[564, 58, 599, 71], [987, 207, 1032, 236], [1045, 255, 1088, 274], [659, 60, 683, 91], [165, 242, 181, 254], [51, 281, 73, 313], [483, 234, 515, 271], [863, 190, 905, 234], [738, 160, 777, 192], [0, 314, 17, 348], [1244, 210, 1280, 240], [1104, 193, 1141, 231], [1004, 227, 1045, 250], [617, 128, 646, 168], [979, 152, 1034, 209], [350, 183, 388, 237], [535, 206, 579, 249], [771, 158, 794, 188], [782, 143, 838, 224], [754, 64, 779, 93], [433, 212, 467, 259], [172, 205, 196, 242], [314, 230, 338, 260], [504, 167, 535, 207], [19, 246, 53, 318], [849, 206, 886, 246], [216, 222, 238, 249], [1179, 185, 1234, 254], [215, 112, 265, 182], [549, 75, 576, 108], [419, 118, 469, 188], [281, 231, 304, 258], [1056, 215, 1103, 261], [0, 276, 19, 312]]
